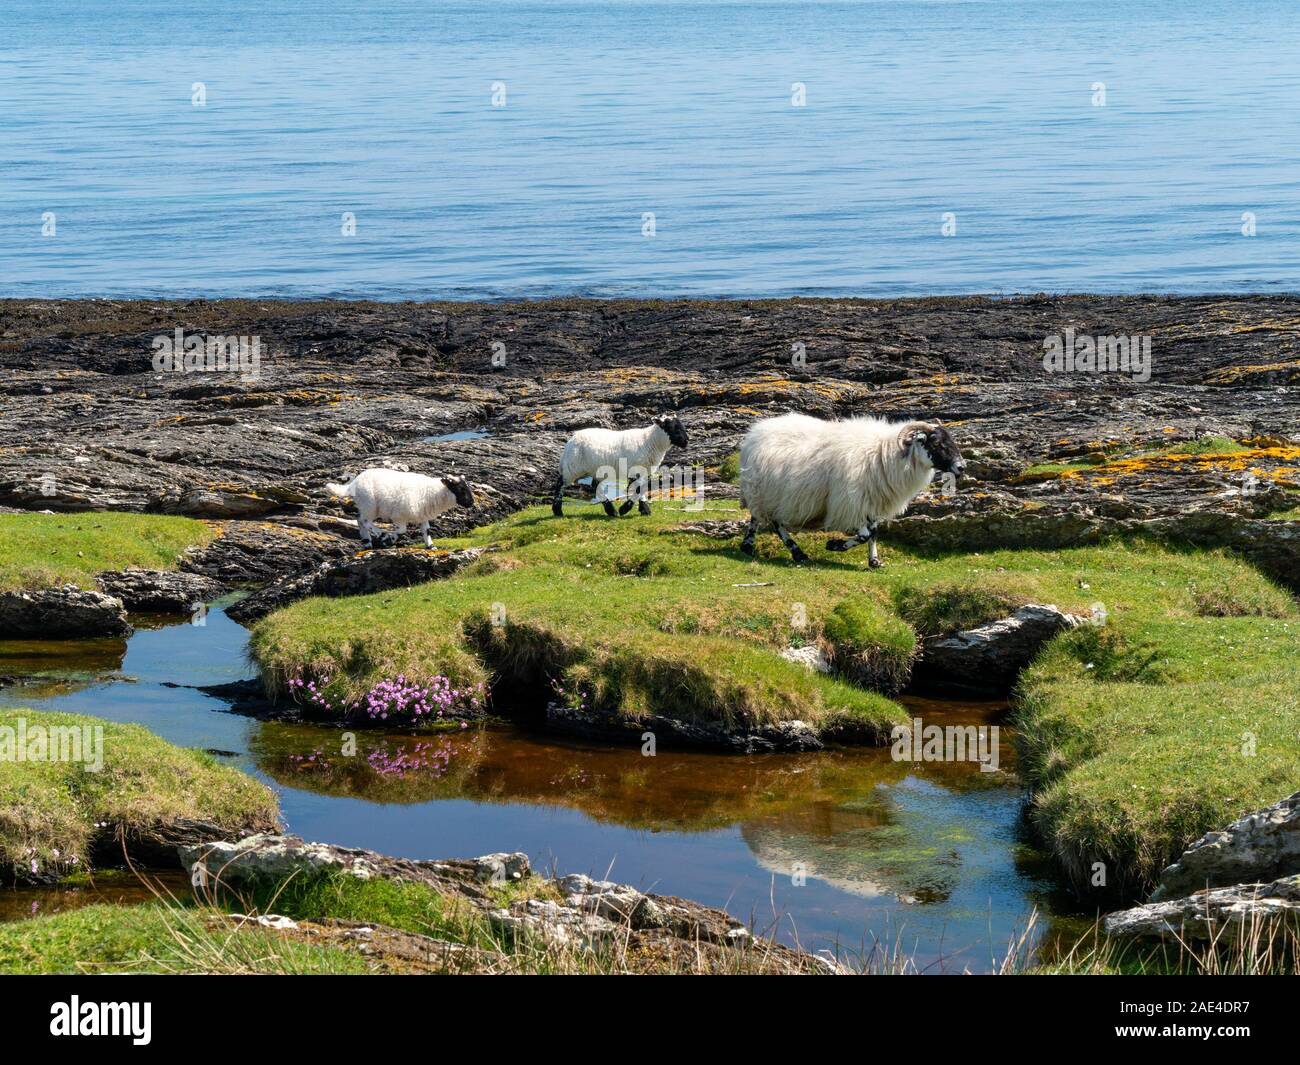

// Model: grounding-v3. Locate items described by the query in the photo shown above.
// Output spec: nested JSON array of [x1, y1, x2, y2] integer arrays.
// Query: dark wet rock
[[545, 701, 825, 753], [1104, 875, 1300, 942], [180, 521, 353, 587], [226, 546, 485, 624], [913, 604, 1085, 696], [96, 569, 226, 613], [0, 586, 132, 639], [176, 833, 835, 972], [1150, 791, 1300, 902]]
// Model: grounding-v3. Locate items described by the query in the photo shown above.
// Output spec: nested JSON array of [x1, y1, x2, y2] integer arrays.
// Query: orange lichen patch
[[1203, 360, 1300, 386], [594, 368, 691, 386], [529, 410, 546, 422], [692, 373, 855, 402], [1030, 446, 1300, 485]]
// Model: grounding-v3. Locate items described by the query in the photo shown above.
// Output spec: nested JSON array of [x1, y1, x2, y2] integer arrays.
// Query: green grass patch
[[0, 902, 369, 974], [821, 599, 917, 694], [1014, 582, 1300, 895], [0, 512, 213, 592], [893, 580, 1026, 636], [0, 709, 279, 879]]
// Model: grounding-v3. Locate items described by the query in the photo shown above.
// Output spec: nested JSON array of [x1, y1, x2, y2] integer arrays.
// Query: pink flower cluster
[[287, 673, 484, 724], [549, 675, 590, 712]]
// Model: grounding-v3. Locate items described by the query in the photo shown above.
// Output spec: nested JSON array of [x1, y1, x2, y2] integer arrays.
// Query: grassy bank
[[0, 871, 814, 975], [0, 709, 279, 880], [0, 512, 213, 592], [251, 498, 1299, 895]]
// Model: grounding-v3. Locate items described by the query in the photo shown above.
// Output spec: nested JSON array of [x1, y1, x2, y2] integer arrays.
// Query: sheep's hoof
[[790, 549, 809, 565], [638, 501, 652, 516], [602, 501, 619, 517], [740, 540, 755, 556], [869, 557, 885, 569], [825, 538, 847, 552], [618, 500, 635, 516], [552, 503, 564, 517]]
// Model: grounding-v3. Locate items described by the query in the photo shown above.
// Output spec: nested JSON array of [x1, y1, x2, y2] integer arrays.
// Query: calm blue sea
[[3, 0, 1299, 299]]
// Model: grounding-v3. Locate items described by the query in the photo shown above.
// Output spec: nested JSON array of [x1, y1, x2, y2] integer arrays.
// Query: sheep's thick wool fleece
[[326, 468, 456, 524], [739, 413, 936, 531]]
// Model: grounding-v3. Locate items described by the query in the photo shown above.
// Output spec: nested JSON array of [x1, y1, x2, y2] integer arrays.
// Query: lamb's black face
[[445, 476, 475, 508], [657, 415, 689, 449], [923, 425, 966, 476]]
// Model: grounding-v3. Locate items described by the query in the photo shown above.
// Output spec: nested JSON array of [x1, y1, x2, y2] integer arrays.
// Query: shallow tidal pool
[[0, 604, 1092, 971]]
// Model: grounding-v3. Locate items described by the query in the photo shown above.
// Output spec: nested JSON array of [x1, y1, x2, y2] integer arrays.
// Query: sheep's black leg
[[602, 499, 618, 517], [618, 474, 644, 516], [552, 475, 565, 517], [827, 521, 878, 557], [774, 524, 808, 565], [740, 516, 758, 556]]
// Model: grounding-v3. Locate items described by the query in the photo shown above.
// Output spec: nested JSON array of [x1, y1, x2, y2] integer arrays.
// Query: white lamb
[[739, 413, 966, 567], [552, 415, 689, 517], [326, 468, 475, 548]]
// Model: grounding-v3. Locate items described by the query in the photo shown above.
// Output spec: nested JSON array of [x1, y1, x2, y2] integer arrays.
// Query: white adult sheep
[[738, 413, 966, 567], [326, 468, 475, 548], [552, 415, 689, 517]]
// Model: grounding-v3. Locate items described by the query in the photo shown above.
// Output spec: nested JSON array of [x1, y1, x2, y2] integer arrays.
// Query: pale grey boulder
[[913, 603, 1084, 695], [1150, 790, 1300, 901], [1104, 875, 1300, 942]]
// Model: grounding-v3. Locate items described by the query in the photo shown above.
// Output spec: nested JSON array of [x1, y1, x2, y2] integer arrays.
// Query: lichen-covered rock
[[912, 604, 1083, 695], [178, 833, 528, 894], [1104, 875, 1300, 942], [1151, 790, 1300, 901], [0, 586, 131, 638]]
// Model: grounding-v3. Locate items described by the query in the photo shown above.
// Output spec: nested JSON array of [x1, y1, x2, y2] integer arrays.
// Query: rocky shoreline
[[1, 295, 1297, 605]]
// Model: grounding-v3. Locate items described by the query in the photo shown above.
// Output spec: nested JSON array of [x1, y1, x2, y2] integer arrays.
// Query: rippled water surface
[[3, 0, 1299, 299], [0, 608, 1090, 970]]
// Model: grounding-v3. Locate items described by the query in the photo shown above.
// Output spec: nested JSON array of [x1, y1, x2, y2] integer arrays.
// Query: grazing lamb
[[326, 468, 475, 548], [552, 415, 689, 517], [738, 413, 966, 567]]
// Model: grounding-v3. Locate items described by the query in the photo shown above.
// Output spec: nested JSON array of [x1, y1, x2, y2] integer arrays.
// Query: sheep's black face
[[923, 425, 966, 476], [446, 476, 475, 508], [657, 416, 689, 449]]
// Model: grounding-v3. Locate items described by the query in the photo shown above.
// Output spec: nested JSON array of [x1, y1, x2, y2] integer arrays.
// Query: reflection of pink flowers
[[287, 673, 485, 725]]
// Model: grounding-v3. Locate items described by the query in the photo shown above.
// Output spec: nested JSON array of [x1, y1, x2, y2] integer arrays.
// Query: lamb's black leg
[[552, 474, 565, 517], [602, 499, 618, 517], [740, 516, 758, 556], [774, 523, 808, 565]]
